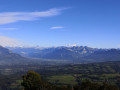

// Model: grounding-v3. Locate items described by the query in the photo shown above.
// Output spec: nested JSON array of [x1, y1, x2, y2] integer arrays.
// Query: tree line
[[21, 71, 119, 90]]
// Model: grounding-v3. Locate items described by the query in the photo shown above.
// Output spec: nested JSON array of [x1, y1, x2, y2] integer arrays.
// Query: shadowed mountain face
[[83, 49, 120, 62], [8, 46, 97, 59], [0, 46, 31, 65], [7, 46, 120, 63]]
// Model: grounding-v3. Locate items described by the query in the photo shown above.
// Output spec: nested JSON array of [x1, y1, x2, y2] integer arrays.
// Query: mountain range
[[7, 46, 120, 63], [0, 45, 119, 64]]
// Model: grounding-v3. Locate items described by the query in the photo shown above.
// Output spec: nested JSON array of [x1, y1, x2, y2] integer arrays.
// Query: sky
[[0, 0, 120, 48]]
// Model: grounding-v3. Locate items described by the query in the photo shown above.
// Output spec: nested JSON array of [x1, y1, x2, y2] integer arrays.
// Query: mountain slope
[[7, 46, 120, 63], [8, 46, 97, 59], [83, 49, 120, 62], [0, 46, 31, 65]]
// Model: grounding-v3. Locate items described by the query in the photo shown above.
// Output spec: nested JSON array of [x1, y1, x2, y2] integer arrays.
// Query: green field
[[47, 75, 77, 85]]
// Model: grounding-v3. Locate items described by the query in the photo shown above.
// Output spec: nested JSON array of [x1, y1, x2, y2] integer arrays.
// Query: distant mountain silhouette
[[7, 46, 120, 63]]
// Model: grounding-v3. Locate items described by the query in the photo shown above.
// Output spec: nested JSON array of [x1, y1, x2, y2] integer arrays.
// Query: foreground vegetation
[[21, 71, 119, 90], [0, 61, 120, 89]]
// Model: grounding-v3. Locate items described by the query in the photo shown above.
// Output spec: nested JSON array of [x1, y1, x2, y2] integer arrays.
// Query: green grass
[[47, 75, 77, 85], [16, 80, 23, 84], [101, 74, 120, 78]]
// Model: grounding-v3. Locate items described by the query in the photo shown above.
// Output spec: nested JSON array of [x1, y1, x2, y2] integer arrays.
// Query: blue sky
[[0, 0, 120, 48]]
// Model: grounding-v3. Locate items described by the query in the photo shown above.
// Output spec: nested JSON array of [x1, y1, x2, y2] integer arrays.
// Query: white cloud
[[50, 26, 64, 29], [0, 36, 22, 47], [0, 8, 68, 24]]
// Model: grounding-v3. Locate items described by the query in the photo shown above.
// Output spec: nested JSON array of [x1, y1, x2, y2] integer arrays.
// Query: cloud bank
[[0, 36, 22, 47], [0, 8, 67, 24]]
